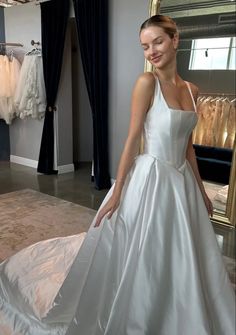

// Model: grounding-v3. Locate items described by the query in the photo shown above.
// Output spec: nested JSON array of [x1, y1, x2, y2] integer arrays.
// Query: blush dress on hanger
[[0, 76, 235, 335]]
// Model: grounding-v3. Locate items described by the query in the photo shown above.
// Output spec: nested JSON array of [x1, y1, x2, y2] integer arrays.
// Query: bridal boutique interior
[[148, 0, 236, 286], [173, 12, 236, 225], [0, 0, 235, 293]]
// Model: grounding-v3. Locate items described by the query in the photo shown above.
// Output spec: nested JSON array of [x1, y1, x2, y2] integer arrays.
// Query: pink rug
[[0, 189, 96, 261]]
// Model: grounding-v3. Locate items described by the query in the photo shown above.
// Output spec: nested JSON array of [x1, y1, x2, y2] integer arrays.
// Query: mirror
[[146, 0, 236, 227]]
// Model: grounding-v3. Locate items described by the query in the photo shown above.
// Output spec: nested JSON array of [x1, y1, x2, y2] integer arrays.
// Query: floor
[[0, 161, 108, 210], [204, 180, 227, 214], [0, 161, 235, 261]]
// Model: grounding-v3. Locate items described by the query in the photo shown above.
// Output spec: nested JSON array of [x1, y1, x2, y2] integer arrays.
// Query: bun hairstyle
[[140, 14, 178, 39]]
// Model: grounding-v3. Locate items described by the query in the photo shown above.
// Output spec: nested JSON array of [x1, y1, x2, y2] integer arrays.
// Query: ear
[[173, 32, 179, 50]]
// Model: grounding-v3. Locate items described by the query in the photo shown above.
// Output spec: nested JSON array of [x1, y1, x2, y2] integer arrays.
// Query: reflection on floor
[[0, 161, 108, 210], [0, 161, 235, 285], [214, 224, 235, 289], [204, 181, 228, 214]]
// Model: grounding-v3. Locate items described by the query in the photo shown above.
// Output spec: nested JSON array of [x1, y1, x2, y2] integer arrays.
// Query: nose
[[148, 46, 157, 58], [149, 45, 157, 57]]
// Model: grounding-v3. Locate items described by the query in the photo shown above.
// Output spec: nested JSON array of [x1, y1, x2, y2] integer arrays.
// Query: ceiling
[[160, 0, 236, 17]]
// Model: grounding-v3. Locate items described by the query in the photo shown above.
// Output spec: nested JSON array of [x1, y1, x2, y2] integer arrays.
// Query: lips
[[151, 55, 162, 63]]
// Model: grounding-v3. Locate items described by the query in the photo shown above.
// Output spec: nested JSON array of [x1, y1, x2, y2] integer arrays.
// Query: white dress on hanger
[[14, 54, 46, 120], [0, 55, 21, 124], [0, 76, 235, 335]]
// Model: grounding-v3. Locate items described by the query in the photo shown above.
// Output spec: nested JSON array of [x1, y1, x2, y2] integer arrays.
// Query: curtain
[[37, 0, 70, 174], [73, 0, 111, 190]]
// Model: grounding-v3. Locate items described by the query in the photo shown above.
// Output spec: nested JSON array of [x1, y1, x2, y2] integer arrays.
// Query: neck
[[155, 60, 179, 85]]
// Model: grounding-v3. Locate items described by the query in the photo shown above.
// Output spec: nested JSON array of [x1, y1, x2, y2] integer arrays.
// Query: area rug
[[0, 189, 235, 289], [0, 189, 96, 262]]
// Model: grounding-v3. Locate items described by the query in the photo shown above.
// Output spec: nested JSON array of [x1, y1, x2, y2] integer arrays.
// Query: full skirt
[[0, 154, 235, 335]]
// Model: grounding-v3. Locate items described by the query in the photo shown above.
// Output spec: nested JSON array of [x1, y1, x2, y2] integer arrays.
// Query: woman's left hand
[[202, 191, 214, 217]]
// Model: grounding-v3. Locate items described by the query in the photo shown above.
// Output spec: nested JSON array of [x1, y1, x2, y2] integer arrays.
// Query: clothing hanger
[[26, 40, 41, 56], [209, 96, 220, 102], [222, 97, 230, 104], [205, 96, 213, 103], [26, 47, 41, 56], [8, 49, 14, 62], [197, 96, 205, 103], [230, 98, 236, 106]]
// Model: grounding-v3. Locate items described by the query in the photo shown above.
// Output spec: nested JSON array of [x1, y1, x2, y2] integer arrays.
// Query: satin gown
[[0, 77, 235, 335]]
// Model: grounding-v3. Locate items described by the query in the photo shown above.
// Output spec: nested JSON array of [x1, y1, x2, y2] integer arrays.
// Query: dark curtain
[[73, 0, 111, 190], [37, 0, 70, 174]]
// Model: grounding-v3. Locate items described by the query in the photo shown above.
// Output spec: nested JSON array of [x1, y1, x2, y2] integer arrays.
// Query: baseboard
[[10, 156, 74, 174], [58, 164, 74, 174], [10, 155, 38, 168]]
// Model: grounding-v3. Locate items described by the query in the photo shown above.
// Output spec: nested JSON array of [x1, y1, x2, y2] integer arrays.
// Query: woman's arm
[[186, 134, 206, 195], [186, 135, 213, 216], [94, 72, 155, 227], [186, 82, 213, 216]]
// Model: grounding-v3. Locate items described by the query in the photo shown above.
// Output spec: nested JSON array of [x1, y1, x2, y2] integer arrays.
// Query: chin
[[154, 62, 165, 70]]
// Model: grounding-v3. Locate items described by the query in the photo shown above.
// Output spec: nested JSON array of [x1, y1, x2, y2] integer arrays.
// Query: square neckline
[[153, 73, 197, 114]]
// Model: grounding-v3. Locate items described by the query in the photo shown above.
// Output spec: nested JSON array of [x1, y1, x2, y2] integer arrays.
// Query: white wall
[[109, 0, 148, 178], [5, 3, 43, 162]]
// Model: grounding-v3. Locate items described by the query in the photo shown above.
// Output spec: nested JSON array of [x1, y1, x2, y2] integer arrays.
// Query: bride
[[0, 14, 235, 335]]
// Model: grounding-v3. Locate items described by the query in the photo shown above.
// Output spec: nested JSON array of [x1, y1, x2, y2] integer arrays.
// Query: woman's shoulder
[[185, 80, 199, 99], [135, 72, 156, 90]]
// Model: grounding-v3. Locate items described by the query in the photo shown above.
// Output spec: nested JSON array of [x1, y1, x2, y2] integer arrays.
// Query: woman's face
[[140, 25, 178, 69]]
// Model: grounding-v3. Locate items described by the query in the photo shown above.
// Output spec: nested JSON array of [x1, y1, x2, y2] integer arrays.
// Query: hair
[[140, 14, 178, 38]]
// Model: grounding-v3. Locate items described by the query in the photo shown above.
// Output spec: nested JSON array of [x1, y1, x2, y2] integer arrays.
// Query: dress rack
[[199, 92, 236, 97], [0, 42, 23, 47], [178, 46, 236, 52]]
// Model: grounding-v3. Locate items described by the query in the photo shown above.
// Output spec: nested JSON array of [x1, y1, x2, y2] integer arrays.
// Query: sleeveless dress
[[0, 76, 235, 335]]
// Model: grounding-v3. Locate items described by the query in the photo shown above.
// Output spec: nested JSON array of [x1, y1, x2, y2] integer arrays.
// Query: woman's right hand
[[94, 193, 121, 228]]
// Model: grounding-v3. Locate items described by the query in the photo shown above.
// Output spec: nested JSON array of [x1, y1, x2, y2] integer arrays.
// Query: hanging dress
[[0, 54, 21, 124], [14, 53, 46, 120]]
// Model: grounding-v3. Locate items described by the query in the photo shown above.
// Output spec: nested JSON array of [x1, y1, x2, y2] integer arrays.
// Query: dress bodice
[[143, 77, 198, 170]]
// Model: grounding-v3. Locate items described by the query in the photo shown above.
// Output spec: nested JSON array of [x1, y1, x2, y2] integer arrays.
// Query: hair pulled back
[[140, 14, 178, 39]]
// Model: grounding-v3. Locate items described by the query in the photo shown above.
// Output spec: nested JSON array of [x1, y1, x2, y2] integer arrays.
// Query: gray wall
[[55, 23, 73, 167], [0, 7, 10, 161], [108, 0, 149, 178], [71, 18, 93, 163]]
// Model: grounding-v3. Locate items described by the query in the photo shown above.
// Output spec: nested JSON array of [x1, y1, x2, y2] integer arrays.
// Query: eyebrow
[[141, 36, 163, 46]]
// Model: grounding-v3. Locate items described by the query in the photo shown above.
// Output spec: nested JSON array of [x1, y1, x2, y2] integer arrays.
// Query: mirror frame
[[147, 0, 236, 227]]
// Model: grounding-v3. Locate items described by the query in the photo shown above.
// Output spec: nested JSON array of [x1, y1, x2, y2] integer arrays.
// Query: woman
[[0, 15, 235, 335]]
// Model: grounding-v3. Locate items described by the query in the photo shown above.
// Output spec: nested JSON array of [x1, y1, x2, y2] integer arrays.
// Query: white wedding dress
[[0, 77, 235, 335]]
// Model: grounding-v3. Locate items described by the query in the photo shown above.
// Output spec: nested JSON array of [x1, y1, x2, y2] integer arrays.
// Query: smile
[[151, 55, 162, 63]]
